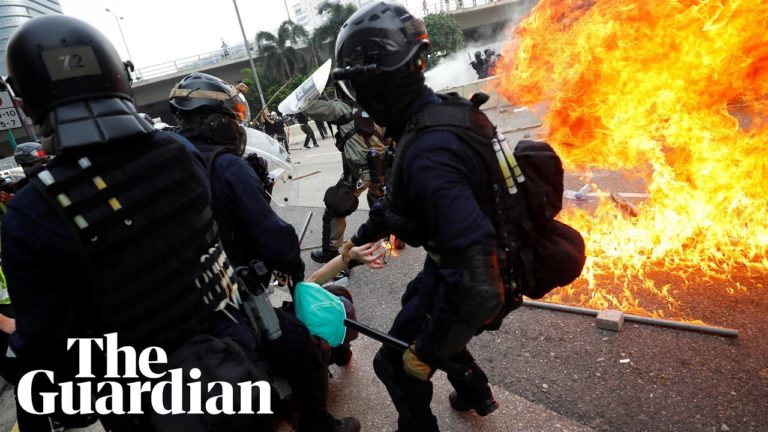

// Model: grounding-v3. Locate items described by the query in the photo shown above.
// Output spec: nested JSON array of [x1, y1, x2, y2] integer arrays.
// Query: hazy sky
[[58, 0, 293, 70]]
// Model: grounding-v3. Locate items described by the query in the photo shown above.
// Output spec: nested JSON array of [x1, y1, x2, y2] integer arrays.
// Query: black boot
[[311, 215, 339, 263], [448, 391, 499, 416], [297, 352, 360, 432], [332, 417, 361, 432], [311, 249, 339, 263]]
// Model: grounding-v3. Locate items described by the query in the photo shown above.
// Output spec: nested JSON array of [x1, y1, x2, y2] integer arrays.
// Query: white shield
[[278, 59, 333, 115]]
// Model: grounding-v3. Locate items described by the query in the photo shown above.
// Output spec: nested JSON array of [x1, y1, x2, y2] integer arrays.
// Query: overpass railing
[[133, 0, 510, 82], [134, 43, 258, 83], [416, 0, 507, 17]]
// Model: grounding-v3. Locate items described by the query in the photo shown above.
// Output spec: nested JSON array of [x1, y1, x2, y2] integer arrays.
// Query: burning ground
[[494, 0, 768, 320]]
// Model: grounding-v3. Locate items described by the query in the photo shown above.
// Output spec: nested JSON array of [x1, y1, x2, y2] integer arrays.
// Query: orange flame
[[495, 0, 768, 318], [382, 234, 401, 258]]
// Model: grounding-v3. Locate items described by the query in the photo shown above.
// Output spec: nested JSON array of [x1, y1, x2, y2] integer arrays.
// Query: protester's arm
[[302, 99, 351, 122], [306, 243, 386, 285], [0, 313, 15, 335]]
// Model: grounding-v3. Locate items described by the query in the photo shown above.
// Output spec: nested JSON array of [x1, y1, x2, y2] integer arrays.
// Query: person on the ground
[[296, 111, 319, 148], [170, 72, 360, 432], [1, 16, 269, 431], [300, 98, 386, 265], [334, 3, 510, 431]]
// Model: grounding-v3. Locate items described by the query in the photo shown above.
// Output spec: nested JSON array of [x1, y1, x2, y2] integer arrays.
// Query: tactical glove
[[289, 258, 306, 284], [403, 344, 432, 381]]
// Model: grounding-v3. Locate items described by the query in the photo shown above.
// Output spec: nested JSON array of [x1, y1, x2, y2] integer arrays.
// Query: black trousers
[[373, 274, 493, 432], [263, 308, 337, 431], [300, 125, 317, 147], [315, 121, 328, 139]]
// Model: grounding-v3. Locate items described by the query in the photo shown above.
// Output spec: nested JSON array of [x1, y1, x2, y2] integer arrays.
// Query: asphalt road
[[276, 203, 767, 432]]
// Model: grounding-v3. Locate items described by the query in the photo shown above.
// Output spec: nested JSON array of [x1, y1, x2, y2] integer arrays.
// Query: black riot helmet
[[14, 142, 49, 166], [4, 15, 135, 124], [332, 1, 430, 130], [169, 73, 250, 154]]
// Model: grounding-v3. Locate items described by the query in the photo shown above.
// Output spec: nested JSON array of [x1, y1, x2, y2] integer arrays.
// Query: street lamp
[[232, 0, 266, 109], [104, 8, 134, 66]]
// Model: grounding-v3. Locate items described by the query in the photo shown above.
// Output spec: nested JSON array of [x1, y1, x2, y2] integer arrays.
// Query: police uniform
[[171, 72, 360, 432], [334, 3, 507, 431], [352, 89, 501, 431], [2, 16, 266, 432]]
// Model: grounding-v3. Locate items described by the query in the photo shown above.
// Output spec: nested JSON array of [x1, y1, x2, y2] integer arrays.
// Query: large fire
[[495, 0, 768, 319]]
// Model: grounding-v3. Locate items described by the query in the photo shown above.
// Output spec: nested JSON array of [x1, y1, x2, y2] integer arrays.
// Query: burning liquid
[[495, 0, 768, 318]]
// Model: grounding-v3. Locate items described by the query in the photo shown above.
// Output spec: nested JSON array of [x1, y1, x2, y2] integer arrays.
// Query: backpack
[[393, 92, 586, 302]]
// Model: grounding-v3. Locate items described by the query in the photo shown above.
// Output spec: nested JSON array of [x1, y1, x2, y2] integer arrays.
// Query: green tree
[[256, 20, 311, 82], [423, 13, 465, 67], [312, 1, 357, 61], [240, 67, 275, 115]]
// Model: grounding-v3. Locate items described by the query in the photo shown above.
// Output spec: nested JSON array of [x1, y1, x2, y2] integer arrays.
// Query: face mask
[[351, 70, 425, 133]]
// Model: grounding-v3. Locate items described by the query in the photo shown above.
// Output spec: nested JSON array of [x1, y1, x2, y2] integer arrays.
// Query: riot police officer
[[1, 16, 265, 431], [170, 72, 360, 432], [0, 142, 51, 204], [334, 2, 508, 431]]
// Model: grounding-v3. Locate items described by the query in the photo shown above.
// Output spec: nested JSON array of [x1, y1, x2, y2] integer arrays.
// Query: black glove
[[289, 258, 306, 285]]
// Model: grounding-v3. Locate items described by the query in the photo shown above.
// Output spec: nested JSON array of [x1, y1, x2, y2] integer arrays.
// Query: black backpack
[[396, 92, 586, 301]]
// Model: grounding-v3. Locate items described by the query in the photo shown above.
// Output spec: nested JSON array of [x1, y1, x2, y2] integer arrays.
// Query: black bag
[[323, 179, 359, 217], [514, 140, 564, 227], [149, 335, 272, 432]]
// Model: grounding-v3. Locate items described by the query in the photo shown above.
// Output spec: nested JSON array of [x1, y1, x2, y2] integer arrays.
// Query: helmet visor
[[226, 93, 251, 122]]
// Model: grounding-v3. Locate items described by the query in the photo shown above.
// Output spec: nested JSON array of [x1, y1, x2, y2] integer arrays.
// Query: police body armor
[[29, 133, 235, 349]]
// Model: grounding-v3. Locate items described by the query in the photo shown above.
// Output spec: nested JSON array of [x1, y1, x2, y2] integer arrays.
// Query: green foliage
[[423, 13, 465, 68], [312, 1, 358, 61], [239, 67, 274, 113], [256, 20, 312, 82]]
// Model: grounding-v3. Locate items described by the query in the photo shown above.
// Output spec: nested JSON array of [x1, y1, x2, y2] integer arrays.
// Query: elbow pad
[[459, 245, 505, 327], [432, 246, 505, 359]]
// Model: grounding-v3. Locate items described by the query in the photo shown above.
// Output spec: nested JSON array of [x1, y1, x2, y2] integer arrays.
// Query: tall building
[[293, 0, 373, 32], [0, 0, 62, 75]]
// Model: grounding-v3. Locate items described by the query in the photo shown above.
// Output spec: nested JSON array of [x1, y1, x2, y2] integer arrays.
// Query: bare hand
[[351, 242, 386, 269], [0, 316, 16, 335]]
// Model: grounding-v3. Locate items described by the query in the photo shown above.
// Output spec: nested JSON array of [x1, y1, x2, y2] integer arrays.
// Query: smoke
[[425, 50, 479, 91], [425, 41, 505, 91]]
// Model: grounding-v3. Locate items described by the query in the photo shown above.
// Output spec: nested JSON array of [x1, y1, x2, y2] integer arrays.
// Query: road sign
[[0, 91, 21, 131]]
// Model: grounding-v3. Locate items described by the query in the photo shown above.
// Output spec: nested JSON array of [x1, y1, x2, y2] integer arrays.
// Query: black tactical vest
[[30, 133, 237, 350], [385, 94, 503, 250]]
